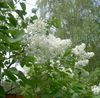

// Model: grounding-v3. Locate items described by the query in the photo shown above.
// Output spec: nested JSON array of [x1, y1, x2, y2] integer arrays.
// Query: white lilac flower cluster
[[27, 34, 71, 62], [25, 19, 94, 66], [72, 43, 94, 67], [27, 18, 48, 34], [91, 83, 100, 95], [25, 19, 72, 62]]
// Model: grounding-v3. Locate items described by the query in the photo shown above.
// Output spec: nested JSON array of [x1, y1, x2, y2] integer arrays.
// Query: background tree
[[37, 0, 100, 76]]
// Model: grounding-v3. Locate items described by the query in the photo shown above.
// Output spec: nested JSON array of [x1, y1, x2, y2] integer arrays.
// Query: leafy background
[[0, 0, 100, 98]]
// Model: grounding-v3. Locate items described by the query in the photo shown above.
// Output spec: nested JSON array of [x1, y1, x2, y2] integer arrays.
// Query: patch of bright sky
[[26, 0, 37, 16]]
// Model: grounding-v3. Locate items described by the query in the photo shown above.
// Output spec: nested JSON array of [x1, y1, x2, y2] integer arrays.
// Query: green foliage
[[0, 0, 99, 98], [37, 0, 100, 91], [0, 0, 37, 97], [20, 2, 26, 11], [0, 86, 5, 98], [7, 29, 25, 43], [8, 13, 18, 27], [15, 10, 26, 19], [20, 44, 95, 98]]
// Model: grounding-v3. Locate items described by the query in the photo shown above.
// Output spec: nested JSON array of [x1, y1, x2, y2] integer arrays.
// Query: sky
[[25, 0, 37, 15]]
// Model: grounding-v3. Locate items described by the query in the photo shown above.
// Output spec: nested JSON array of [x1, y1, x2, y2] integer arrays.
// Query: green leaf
[[22, 21, 27, 28], [81, 69, 89, 77], [9, 42, 22, 51], [32, 8, 37, 13], [8, 0, 15, 9], [63, 49, 71, 56], [52, 16, 61, 28], [9, 67, 19, 75], [0, 86, 5, 98], [17, 71, 31, 85], [5, 70, 17, 81], [0, 15, 5, 20], [7, 29, 25, 43], [0, 25, 8, 30], [20, 2, 26, 11], [18, 71, 26, 81], [0, 25, 8, 34], [31, 15, 38, 20], [20, 55, 36, 67], [0, 62, 4, 68], [8, 13, 17, 27], [16, 10, 26, 19], [6, 29, 20, 36], [0, 2, 8, 8]]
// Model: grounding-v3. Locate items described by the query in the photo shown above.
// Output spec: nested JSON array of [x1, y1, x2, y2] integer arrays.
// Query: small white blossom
[[91, 84, 100, 95], [75, 60, 89, 67], [56, 60, 61, 66], [56, 60, 60, 64], [72, 43, 86, 56], [57, 67, 74, 77], [66, 68, 74, 77], [35, 87, 41, 93], [72, 43, 94, 67], [50, 59, 55, 64], [62, 86, 67, 91], [58, 66, 66, 72], [66, 68, 73, 73], [72, 43, 94, 59], [27, 18, 48, 34], [85, 52, 95, 59], [49, 59, 55, 67]]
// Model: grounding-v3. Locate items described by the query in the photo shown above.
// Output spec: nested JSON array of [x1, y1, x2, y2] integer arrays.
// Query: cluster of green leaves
[[0, 0, 37, 98], [21, 49, 95, 98]]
